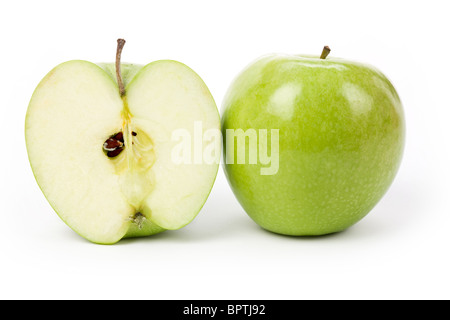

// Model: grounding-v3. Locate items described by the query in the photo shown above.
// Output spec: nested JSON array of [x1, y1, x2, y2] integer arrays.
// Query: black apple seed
[[103, 131, 126, 158], [103, 138, 123, 151], [106, 148, 124, 157], [113, 132, 124, 142]]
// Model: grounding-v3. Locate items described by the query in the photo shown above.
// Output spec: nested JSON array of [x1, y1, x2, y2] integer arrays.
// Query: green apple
[[25, 39, 220, 244], [222, 47, 405, 236]]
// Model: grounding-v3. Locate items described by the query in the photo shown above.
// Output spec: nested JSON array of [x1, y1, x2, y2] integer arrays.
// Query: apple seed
[[102, 131, 138, 157], [113, 131, 124, 142], [103, 137, 123, 151], [103, 132, 125, 157]]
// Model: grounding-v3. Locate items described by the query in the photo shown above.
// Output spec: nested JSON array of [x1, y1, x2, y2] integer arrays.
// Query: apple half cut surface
[[25, 40, 220, 244]]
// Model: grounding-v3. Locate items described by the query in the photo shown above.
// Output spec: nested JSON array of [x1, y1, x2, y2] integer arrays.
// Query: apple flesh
[[26, 44, 220, 244], [222, 51, 405, 236]]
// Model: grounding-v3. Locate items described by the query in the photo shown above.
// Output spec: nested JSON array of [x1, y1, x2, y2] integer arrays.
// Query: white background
[[1, 0, 449, 300]]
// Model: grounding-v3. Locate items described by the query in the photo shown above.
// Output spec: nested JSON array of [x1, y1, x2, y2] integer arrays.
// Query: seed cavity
[[103, 131, 137, 158], [103, 132, 125, 157]]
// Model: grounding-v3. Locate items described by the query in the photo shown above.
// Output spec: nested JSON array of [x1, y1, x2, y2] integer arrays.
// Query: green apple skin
[[222, 54, 405, 236]]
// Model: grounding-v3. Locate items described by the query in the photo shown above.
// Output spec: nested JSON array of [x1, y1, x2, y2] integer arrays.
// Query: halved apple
[[25, 39, 220, 244]]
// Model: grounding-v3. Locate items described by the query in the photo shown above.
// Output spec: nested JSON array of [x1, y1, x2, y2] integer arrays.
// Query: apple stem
[[116, 39, 126, 97], [320, 46, 331, 59]]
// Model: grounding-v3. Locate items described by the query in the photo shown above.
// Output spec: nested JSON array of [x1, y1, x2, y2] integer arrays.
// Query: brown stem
[[320, 46, 331, 59], [116, 39, 126, 97]]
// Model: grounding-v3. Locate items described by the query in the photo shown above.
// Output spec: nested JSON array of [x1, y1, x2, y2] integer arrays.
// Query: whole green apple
[[222, 47, 405, 236]]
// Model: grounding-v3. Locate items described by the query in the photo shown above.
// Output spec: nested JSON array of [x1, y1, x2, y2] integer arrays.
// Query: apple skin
[[222, 54, 405, 236]]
